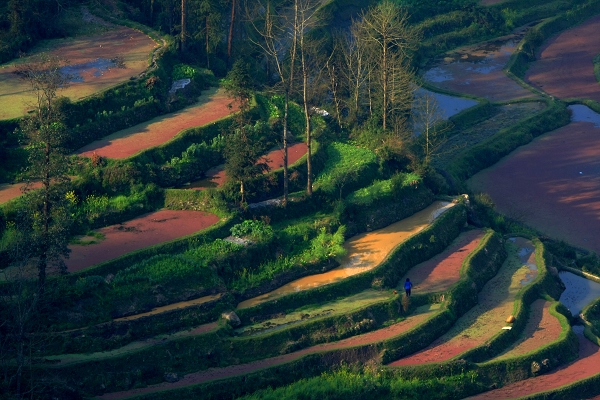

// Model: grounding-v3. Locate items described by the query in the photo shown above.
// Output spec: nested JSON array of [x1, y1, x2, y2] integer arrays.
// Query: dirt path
[[183, 142, 308, 190], [400, 229, 485, 293], [466, 326, 600, 399], [77, 87, 234, 159], [98, 306, 438, 399], [0, 25, 157, 120], [525, 14, 600, 102], [238, 201, 455, 309], [65, 210, 220, 272], [422, 26, 537, 102], [466, 109, 600, 254], [388, 238, 537, 366], [493, 299, 563, 360]]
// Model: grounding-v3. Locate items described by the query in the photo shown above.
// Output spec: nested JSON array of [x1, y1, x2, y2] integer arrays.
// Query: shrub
[[230, 220, 274, 242]]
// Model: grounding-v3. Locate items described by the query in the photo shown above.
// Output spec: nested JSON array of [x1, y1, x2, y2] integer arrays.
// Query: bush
[[230, 220, 274, 242]]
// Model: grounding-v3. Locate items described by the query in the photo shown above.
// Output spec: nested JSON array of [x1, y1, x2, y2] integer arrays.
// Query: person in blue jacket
[[404, 278, 413, 297]]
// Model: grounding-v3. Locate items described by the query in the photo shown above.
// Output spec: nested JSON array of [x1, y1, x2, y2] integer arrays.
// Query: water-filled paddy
[[0, 26, 156, 120], [422, 27, 536, 102], [559, 271, 600, 316]]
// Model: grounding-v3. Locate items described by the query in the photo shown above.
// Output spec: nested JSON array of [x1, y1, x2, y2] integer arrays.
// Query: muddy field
[[238, 201, 455, 309], [78, 87, 234, 159], [525, 14, 600, 102], [65, 210, 220, 272], [0, 24, 156, 120], [467, 106, 600, 254]]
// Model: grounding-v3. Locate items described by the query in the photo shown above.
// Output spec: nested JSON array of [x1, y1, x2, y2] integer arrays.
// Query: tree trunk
[[301, 39, 312, 195], [38, 141, 50, 293], [283, 90, 289, 205], [205, 16, 210, 68], [180, 0, 187, 53], [228, 0, 236, 66], [382, 40, 387, 131]]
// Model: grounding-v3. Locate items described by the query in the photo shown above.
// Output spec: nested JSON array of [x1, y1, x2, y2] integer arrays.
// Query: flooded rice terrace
[[422, 26, 537, 102], [238, 201, 455, 309], [559, 271, 600, 316]]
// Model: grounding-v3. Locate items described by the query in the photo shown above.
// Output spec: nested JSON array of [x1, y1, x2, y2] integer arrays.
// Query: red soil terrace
[[77, 87, 235, 159], [65, 209, 219, 272], [525, 14, 600, 102], [186, 142, 308, 190], [467, 328, 600, 399], [495, 299, 563, 359], [401, 229, 484, 294], [467, 121, 600, 254], [99, 312, 434, 399]]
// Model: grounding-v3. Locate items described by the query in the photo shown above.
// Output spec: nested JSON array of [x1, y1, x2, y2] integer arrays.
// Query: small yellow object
[[506, 315, 516, 323]]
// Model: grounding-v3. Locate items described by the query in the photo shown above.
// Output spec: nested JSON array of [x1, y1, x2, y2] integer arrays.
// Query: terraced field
[[389, 237, 538, 366], [3, 1, 600, 399]]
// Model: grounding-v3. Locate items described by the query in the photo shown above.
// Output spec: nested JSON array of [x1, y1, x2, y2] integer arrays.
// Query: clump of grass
[[69, 231, 106, 246], [314, 142, 377, 197]]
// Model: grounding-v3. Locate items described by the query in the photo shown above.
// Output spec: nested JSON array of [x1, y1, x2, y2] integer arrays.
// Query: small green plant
[[230, 220, 274, 242]]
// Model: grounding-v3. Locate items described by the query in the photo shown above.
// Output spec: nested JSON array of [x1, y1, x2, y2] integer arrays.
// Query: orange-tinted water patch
[[389, 238, 537, 366], [525, 14, 600, 102], [183, 142, 308, 190], [467, 327, 600, 399], [98, 307, 436, 399], [237, 201, 455, 309], [113, 294, 222, 322], [77, 87, 234, 159], [401, 229, 484, 294], [466, 120, 600, 254], [0, 27, 157, 120], [494, 300, 562, 360], [65, 210, 220, 272]]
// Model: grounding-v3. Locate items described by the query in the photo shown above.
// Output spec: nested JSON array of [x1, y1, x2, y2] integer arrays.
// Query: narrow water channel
[[237, 201, 455, 309]]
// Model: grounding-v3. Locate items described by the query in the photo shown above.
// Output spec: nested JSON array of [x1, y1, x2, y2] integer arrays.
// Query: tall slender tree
[[249, 0, 313, 205], [18, 54, 72, 292]]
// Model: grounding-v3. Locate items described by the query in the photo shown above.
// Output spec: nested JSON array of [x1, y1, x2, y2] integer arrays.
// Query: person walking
[[404, 278, 413, 297]]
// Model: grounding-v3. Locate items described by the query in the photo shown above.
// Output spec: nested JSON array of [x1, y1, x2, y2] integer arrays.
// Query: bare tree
[[412, 89, 453, 165], [247, 0, 302, 206], [296, 0, 323, 195], [359, 1, 420, 131]]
